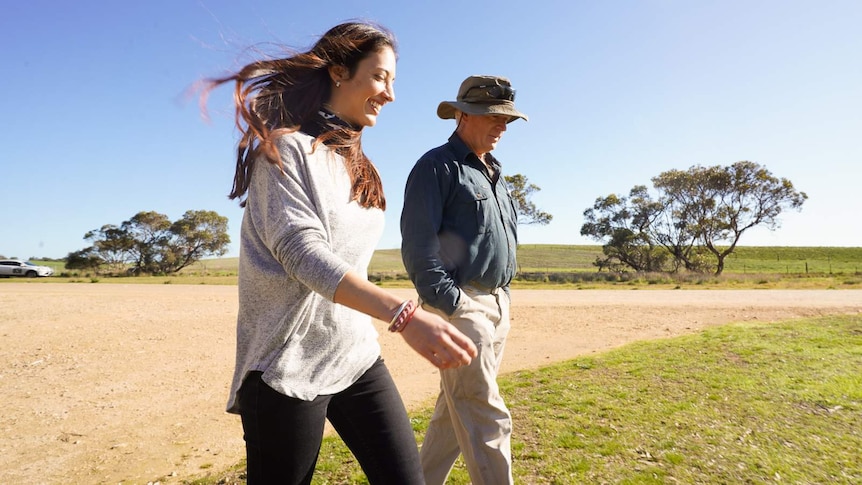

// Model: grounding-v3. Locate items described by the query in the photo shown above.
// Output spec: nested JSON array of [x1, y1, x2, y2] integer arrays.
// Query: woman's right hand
[[399, 307, 478, 369], [330, 271, 478, 368]]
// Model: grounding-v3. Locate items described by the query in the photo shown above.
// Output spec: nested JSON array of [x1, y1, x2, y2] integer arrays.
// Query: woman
[[202, 22, 477, 484]]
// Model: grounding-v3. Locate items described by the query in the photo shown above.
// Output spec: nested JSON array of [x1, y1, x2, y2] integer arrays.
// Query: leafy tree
[[503, 174, 552, 226], [653, 161, 807, 275], [159, 210, 230, 273], [649, 177, 713, 273], [83, 224, 136, 273], [580, 187, 670, 272], [122, 211, 172, 274], [65, 247, 105, 274], [66, 210, 231, 275], [581, 162, 806, 275]]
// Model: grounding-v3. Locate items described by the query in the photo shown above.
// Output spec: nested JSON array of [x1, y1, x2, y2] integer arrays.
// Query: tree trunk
[[714, 255, 725, 276]]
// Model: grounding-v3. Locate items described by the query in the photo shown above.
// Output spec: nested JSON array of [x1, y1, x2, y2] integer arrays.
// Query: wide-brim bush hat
[[437, 75, 528, 123]]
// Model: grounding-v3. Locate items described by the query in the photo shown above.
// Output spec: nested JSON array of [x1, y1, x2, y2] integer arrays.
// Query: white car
[[0, 259, 55, 277]]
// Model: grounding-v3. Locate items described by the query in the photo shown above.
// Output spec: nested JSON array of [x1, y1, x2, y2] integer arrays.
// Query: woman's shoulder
[[268, 130, 334, 165], [251, 132, 311, 176], [274, 130, 316, 152], [261, 131, 341, 179]]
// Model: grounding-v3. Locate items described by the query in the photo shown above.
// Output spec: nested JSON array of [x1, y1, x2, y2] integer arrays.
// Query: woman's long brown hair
[[201, 22, 396, 209]]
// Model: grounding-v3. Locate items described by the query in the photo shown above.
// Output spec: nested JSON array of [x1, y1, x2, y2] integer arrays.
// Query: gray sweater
[[226, 131, 384, 412]]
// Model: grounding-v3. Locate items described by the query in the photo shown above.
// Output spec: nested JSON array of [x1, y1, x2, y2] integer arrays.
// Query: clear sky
[[2, 1, 860, 260]]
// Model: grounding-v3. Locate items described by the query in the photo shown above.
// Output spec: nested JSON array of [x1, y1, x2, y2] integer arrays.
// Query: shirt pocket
[[455, 186, 491, 234]]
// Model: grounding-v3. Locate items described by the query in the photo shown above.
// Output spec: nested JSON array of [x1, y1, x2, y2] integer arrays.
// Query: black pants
[[237, 358, 424, 484]]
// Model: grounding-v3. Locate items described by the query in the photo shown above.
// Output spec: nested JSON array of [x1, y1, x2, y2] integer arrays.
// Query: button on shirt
[[400, 133, 518, 316]]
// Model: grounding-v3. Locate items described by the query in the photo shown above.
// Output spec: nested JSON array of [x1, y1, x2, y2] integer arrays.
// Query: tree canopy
[[504, 174, 553, 226], [581, 161, 807, 275], [66, 210, 230, 274]]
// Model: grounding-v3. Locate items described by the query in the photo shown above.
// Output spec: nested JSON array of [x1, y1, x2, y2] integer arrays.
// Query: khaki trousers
[[419, 285, 513, 485]]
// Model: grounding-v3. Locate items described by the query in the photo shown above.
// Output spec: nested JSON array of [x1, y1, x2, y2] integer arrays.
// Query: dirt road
[[1, 284, 859, 484]]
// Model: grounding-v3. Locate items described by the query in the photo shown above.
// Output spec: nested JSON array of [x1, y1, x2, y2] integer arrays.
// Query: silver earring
[[336, 81, 341, 88]]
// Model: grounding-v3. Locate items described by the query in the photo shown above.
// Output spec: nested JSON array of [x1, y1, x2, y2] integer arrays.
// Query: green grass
[[503, 315, 862, 484], [192, 245, 862, 281], [724, 246, 862, 274], [511, 245, 862, 275], [7, 245, 861, 289], [189, 314, 862, 484]]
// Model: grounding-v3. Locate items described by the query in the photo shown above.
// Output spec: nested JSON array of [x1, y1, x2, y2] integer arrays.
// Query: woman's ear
[[328, 65, 348, 85]]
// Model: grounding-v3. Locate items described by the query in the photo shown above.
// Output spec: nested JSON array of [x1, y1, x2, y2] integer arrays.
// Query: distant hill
[[34, 244, 859, 277], [371, 244, 862, 275]]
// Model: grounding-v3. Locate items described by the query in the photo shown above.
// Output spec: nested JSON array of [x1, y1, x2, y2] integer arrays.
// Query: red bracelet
[[388, 300, 410, 327], [388, 300, 416, 332], [400, 302, 418, 332]]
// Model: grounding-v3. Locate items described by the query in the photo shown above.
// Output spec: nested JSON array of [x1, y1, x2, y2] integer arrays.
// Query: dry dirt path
[[1, 284, 859, 484]]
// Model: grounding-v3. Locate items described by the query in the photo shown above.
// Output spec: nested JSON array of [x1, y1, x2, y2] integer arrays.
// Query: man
[[400, 75, 527, 485]]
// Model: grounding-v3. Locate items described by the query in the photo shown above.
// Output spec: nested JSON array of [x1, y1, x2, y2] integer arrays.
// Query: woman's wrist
[[387, 300, 417, 332]]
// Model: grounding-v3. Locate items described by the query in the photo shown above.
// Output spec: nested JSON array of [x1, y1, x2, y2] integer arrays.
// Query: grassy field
[[14, 245, 861, 290], [374, 245, 862, 274], [187, 314, 862, 484]]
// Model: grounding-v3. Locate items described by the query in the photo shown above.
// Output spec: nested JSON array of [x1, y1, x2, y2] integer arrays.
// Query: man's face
[[459, 113, 512, 158]]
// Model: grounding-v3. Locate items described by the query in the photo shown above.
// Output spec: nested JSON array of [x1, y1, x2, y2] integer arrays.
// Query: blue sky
[[2, 1, 860, 260]]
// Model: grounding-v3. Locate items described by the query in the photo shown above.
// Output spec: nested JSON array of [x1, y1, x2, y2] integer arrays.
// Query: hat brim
[[437, 100, 528, 123]]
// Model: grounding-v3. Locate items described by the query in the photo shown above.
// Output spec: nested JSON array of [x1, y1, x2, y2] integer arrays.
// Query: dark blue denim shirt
[[400, 133, 518, 315]]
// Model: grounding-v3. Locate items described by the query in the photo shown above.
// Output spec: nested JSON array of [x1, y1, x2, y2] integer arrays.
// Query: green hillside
[[373, 245, 862, 275], [16, 245, 860, 289]]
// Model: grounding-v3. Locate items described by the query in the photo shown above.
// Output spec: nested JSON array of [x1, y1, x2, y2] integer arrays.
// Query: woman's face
[[328, 46, 396, 128]]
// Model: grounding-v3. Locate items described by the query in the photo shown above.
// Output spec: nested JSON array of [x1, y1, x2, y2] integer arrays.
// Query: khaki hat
[[437, 75, 528, 122]]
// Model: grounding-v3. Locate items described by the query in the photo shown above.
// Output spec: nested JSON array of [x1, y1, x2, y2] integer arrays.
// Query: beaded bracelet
[[387, 300, 417, 333]]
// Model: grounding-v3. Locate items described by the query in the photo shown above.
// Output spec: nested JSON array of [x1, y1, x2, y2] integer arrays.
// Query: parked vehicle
[[0, 260, 54, 277]]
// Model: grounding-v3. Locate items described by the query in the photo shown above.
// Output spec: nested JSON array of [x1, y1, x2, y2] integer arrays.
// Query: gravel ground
[[1, 283, 859, 484]]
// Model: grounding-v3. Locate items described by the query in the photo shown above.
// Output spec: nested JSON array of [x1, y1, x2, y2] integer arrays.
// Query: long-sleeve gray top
[[226, 131, 384, 412]]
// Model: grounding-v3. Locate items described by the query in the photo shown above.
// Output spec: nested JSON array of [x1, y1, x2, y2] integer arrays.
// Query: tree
[[65, 247, 105, 274], [652, 161, 807, 275], [580, 186, 670, 272], [66, 210, 231, 275], [122, 211, 172, 274], [581, 162, 806, 275], [503, 174, 552, 226], [83, 224, 136, 273], [159, 210, 230, 273], [649, 174, 715, 273]]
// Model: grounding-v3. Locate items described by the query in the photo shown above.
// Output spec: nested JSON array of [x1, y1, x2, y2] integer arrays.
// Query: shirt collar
[[448, 132, 502, 170]]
